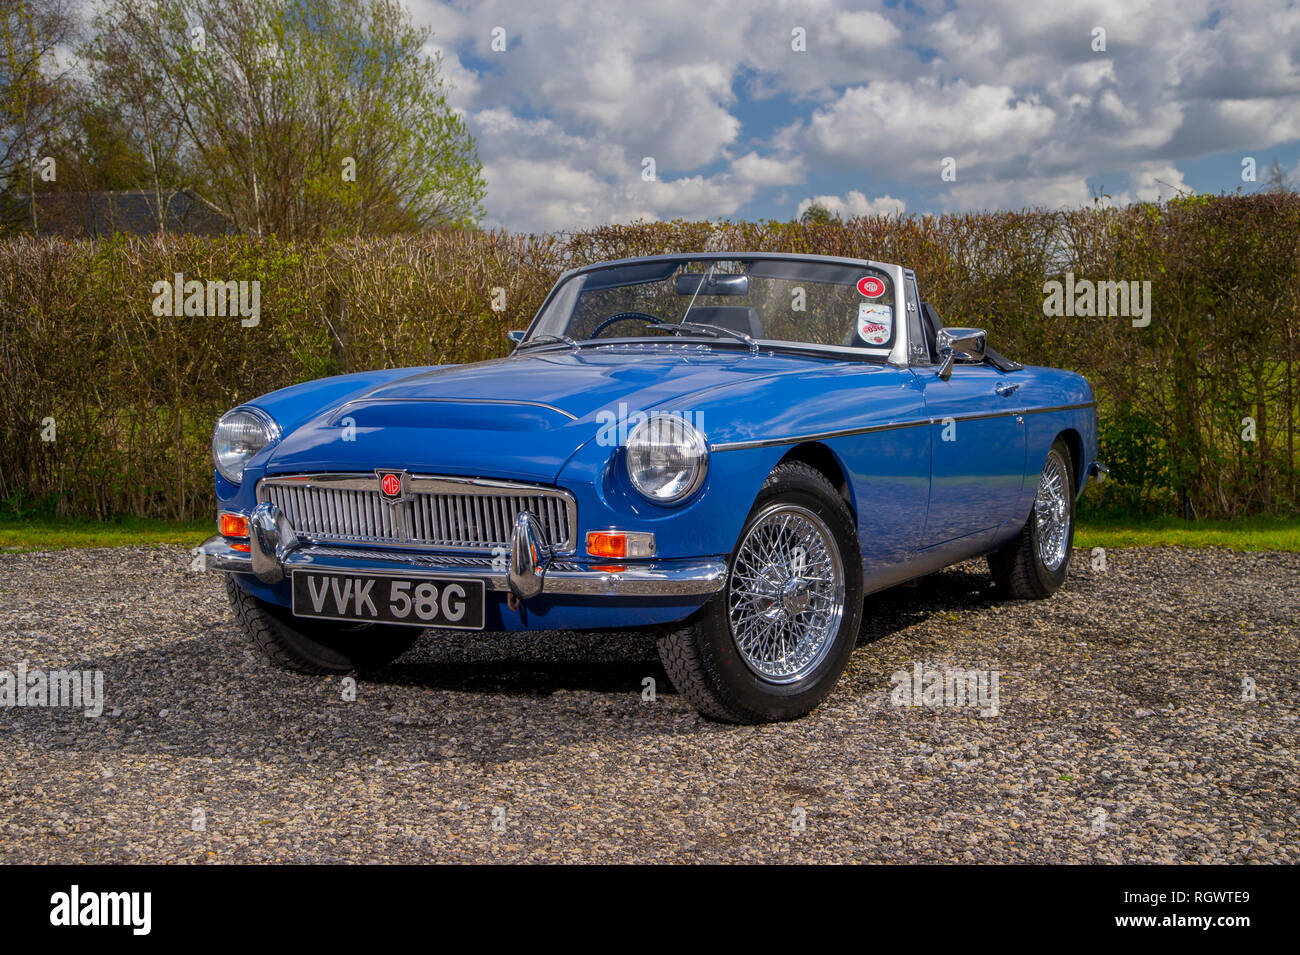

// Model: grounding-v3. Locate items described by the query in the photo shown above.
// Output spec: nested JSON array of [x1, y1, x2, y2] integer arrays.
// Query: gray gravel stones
[[0, 544, 1295, 863]]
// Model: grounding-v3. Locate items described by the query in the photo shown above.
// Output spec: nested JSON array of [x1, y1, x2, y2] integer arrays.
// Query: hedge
[[2, 193, 1297, 521]]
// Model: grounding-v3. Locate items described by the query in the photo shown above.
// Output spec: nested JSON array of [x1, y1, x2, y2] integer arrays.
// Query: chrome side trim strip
[[711, 402, 1096, 452], [712, 419, 930, 452]]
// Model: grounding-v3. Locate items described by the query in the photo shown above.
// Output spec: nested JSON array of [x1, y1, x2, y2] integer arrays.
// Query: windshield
[[525, 256, 897, 354]]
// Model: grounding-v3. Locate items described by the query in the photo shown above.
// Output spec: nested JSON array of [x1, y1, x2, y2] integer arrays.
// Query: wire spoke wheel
[[727, 503, 845, 684], [656, 461, 863, 722], [1034, 450, 1070, 572]]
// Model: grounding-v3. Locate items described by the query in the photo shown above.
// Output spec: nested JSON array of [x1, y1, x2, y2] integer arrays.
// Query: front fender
[[554, 357, 930, 565], [556, 433, 771, 562], [214, 366, 448, 509]]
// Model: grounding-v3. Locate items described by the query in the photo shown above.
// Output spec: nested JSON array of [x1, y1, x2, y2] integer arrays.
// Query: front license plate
[[291, 571, 485, 630]]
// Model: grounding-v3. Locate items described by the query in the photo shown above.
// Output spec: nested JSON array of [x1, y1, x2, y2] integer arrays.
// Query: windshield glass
[[525, 256, 897, 353]]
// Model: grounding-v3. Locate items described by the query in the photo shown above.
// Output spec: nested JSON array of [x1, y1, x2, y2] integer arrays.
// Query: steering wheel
[[589, 311, 665, 338]]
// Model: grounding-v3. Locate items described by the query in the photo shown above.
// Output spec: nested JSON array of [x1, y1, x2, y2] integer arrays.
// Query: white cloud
[[415, 0, 756, 169], [802, 80, 1057, 179], [473, 112, 804, 231], [940, 163, 1191, 213], [832, 10, 902, 51], [943, 175, 1094, 212], [480, 157, 757, 233], [425, 43, 481, 107], [1114, 162, 1193, 205], [797, 190, 906, 219], [400, 0, 1300, 230], [730, 152, 805, 188]]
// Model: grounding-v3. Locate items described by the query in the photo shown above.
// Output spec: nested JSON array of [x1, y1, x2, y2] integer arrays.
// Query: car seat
[[682, 305, 763, 339]]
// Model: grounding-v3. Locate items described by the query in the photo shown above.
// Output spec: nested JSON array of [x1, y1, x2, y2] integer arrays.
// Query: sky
[[404, 0, 1300, 233]]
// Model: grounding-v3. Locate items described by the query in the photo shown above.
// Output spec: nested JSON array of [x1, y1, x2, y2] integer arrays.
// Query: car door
[[915, 364, 1027, 547], [838, 362, 931, 576]]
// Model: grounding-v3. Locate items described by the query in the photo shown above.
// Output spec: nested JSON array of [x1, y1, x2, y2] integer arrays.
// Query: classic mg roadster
[[200, 253, 1104, 723]]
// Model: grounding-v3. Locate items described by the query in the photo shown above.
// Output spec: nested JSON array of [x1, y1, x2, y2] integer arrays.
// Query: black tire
[[988, 438, 1076, 599], [225, 576, 420, 674], [656, 461, 863, 723]]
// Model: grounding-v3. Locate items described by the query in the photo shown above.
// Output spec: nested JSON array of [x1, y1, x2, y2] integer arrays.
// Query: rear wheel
[[656, 461, 863, 723], [988, 439, 1075, 599], [225, 577, 420, 673]]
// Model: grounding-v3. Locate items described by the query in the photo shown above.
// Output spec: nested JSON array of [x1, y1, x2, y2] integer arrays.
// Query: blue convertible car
[[200, 252, 1103, 723]]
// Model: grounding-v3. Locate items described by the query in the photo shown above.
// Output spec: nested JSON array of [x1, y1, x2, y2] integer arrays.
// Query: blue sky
[[409, 0, 1300, 232]]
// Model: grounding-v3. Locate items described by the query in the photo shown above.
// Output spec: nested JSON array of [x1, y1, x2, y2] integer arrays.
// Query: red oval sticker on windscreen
[[857, 276, 885, 298]]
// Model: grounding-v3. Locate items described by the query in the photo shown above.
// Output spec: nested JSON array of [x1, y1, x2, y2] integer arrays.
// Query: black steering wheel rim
[[589, 311, 665, 338]]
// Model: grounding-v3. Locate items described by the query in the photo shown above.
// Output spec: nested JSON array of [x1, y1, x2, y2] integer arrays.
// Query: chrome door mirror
[[507, 330, 526, 344], [935, 327, 987, 381]]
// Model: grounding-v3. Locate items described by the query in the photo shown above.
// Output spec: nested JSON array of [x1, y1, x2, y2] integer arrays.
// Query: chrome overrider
[[508, 512, 549, 599], [198, 502, 727, 599]]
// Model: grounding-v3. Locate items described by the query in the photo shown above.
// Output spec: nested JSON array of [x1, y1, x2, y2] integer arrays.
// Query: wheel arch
[[775, 442, 855, 519], [1055, 428, 1085, 496]]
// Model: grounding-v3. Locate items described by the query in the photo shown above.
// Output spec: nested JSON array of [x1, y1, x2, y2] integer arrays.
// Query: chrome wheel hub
[[728, 503, 845, 684], [1034, 451, 1070, 572]]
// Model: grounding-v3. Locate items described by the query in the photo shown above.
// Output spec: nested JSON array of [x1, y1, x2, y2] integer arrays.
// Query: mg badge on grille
[[375, 469, 410, 505]]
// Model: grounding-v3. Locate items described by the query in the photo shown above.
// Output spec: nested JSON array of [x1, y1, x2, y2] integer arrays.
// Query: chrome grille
[[258, 474, 575, 553]]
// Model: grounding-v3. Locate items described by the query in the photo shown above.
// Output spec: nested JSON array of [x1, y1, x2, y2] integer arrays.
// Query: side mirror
[[507, 330, 526, 344], [935, 327, 987, 381]]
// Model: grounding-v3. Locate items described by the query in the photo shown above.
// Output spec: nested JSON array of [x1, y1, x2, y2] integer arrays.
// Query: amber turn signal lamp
[[585, 530, 655, 559], [220, 512, 249, 539], [586, 531, 626, 559]]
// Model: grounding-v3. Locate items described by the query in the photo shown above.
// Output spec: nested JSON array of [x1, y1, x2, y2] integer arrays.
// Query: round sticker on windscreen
[[857, 276, 886, 298], [857, 303, 892, 345]]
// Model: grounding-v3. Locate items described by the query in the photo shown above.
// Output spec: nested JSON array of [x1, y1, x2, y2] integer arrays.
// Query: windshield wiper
[[677, 263, 715, 325], [516, 333, 580, 353], [661, 320, 759, 354], [666, 261, 757, 353]]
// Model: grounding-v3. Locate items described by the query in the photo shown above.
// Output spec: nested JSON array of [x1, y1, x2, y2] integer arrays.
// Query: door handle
[[995, 382, 1021, 397]]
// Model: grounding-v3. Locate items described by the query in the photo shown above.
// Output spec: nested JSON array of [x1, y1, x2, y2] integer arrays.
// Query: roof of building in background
[[22, 189, 235, 237]]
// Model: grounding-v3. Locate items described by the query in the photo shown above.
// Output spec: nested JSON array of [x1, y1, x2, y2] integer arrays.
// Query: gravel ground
[[0, 544, 1296, 863]]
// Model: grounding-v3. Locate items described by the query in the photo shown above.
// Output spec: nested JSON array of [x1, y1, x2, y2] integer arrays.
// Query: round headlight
[[212, 408, 279, 485], [625, 414, 708, 503]]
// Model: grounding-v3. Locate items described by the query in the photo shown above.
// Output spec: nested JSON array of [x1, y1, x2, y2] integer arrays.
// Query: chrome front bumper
[[198, 502, 726, 599]]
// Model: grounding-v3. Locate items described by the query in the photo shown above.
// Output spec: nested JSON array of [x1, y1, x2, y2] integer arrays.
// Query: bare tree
[[1264, 160, 1295, 194], [81, 4, 186, 233], [1, 0, 77, 233], [88, 0, 485, 238]]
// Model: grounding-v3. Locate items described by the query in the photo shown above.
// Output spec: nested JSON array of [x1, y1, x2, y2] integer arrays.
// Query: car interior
[[678, 297, 951, 361], [920, 301, 943, 362], [682, 305, 764, 339]]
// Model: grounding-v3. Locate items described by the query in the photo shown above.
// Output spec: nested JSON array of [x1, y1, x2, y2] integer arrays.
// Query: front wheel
[[988, 439, 1076, 599], [225, 577, 420, 673], [656, 461, 863, 723]]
